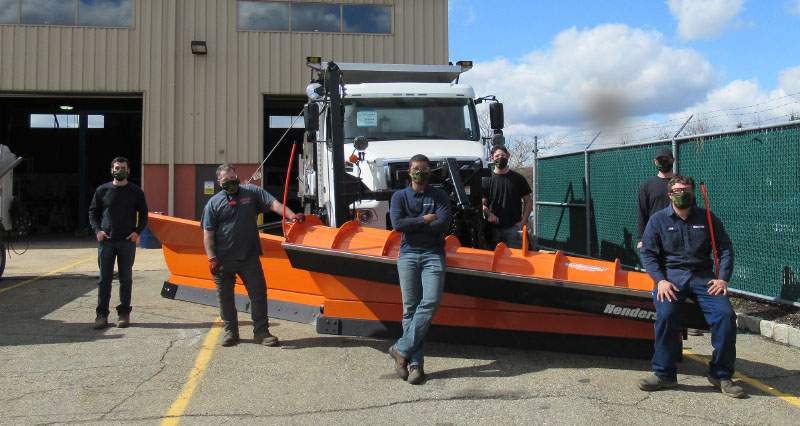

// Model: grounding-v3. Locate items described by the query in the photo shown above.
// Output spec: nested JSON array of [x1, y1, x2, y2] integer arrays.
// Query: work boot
[[254, 331, 279, 346], [389, 345, 409, 380], [408, 365, 425, 385], [93, 316, 107, 330], [117, 315, 130, 328], [707, 375, 745, 398], [688, 328, 704, 336], [220, 330, 239, 347], [637, 375, 678, 391]]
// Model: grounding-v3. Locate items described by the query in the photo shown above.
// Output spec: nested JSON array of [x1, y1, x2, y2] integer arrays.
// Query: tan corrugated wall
[[0, 0, 449, 165]]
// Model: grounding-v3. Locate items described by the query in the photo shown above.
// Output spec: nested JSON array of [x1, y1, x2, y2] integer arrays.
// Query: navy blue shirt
[[200, 184, 277, 261], [641, 205, 734, 286], [389, 185, 452, 255]]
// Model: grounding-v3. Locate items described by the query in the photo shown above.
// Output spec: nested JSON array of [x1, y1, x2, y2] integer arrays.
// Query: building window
[[238, 0, 288, 31], [237, 1, 391, 34], [269, 115, 305, 129], [30, 114, 105, 129], [1, 0, 132, 27], [343, 5, 390, 34]]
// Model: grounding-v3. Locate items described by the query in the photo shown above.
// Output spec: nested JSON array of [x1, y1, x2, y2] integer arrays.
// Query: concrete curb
[[736, 312, 800, 349]]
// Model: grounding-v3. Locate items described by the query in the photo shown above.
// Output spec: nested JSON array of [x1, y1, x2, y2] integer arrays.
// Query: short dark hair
[[110, 157, 129, 168], [409, 154, 430, 167], [216, 163, 237, 179], [668, 174, 695, 192], [490, 145, 509, 156]]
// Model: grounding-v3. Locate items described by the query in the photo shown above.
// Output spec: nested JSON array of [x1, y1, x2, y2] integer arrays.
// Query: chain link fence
[[536, 122, 800, 304]]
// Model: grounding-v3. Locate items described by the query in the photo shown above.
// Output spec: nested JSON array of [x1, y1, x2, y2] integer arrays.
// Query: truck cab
[[299, 59, 502, 248]]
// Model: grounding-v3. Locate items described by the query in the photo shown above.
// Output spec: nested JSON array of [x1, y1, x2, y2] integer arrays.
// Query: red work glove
[[208, 257, 222, 276], [292, 213, 305, 224]]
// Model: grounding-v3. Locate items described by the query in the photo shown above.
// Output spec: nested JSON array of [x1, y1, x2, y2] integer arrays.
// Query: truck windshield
[[343, 97, 480, 141]]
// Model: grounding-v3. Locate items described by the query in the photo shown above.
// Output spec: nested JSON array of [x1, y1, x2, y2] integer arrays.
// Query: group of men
[[88, 146, 744, 395]]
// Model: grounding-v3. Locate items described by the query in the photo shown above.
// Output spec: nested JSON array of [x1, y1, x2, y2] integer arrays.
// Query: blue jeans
[[652, 273, 737, 380], [393, 252, 446, 367], [97, 239, 137, 318], [493, 226, 524, 249], [214, 253, 270, 335]]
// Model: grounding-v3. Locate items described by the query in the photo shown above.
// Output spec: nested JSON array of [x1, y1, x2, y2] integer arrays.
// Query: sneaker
[[254, 331, 279, 346], [389, 345, 409, 380], [637, 375, 678, 391], [408, 365, 425, 385], [688, 328, 704, 336], [707, 375, 745, 398], [117, 315, 130, 328], [93, 316, 107, 330], [220, 330, 240, 347]]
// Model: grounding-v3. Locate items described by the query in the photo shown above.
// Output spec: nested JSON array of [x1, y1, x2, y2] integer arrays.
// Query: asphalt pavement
[[0, 236, 798, 425]]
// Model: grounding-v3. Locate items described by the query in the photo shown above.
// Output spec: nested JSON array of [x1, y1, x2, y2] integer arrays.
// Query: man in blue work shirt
[[388, 154, 452, 385], [638, 174, 744, 398]]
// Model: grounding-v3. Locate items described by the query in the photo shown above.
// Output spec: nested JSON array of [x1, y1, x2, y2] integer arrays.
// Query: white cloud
[[668, 67, 800, 131], [791, 0, 800, 15], [666, 0, 746, 41], [461, 24, 715, 132]]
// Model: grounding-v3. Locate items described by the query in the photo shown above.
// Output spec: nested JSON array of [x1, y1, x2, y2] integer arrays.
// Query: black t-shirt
[[88, 182, 149, 241], [636, 176, 671, 240], [482, 170, 532, 228]]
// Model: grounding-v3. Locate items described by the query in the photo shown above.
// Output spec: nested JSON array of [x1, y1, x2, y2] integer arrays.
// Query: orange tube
[[700, 182, 720, 279]]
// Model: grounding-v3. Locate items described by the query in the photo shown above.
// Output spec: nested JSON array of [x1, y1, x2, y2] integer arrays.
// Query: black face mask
[[656, 158, 673, 172], [221, 178, 240, 193], [495, 157, 509, 170]]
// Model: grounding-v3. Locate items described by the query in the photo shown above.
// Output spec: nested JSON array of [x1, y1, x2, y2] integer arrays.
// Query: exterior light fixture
[[191, 41, 208, 55]]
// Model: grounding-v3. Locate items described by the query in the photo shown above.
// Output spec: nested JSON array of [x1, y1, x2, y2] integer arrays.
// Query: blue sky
[[448, 0, 800, 152]]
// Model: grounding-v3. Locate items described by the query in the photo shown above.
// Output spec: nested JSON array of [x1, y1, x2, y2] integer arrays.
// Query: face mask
[[112, 170, 129, 181], [495, 157, 509, 170], [656, 158, 673, 172], [410, 169, 430, 185], [670, 192, 694, 209], [221, 178, 240, 192]]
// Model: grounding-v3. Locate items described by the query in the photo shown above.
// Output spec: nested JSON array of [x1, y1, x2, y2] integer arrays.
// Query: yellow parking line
[[683, 349, 800, 407], [161, 317, 223, 426], [0, 255, 98, 294]]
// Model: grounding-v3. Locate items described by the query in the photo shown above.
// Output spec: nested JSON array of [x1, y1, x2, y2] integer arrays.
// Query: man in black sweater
[[637, 147, 675, 250], [88, 157, 149, 330], [482, 145, 532, 249]]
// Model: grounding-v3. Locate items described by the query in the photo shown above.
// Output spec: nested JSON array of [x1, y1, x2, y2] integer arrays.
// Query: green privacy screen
[[536, 124, 800, 303]]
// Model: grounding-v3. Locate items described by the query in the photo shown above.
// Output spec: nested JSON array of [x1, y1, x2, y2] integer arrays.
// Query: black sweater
[[636, 176, 671, 240], [89, 182, 149, 240]]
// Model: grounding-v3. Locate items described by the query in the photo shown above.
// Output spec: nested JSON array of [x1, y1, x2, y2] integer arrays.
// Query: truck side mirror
[[489, 103, 504, 130], [304, 103, 319, 132]]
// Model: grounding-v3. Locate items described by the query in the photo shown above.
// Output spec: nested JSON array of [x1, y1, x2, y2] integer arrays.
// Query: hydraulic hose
[[282, 141, 298, 235]]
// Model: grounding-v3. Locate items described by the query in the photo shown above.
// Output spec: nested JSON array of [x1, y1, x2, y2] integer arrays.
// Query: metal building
[[0, 0, 448, 233]]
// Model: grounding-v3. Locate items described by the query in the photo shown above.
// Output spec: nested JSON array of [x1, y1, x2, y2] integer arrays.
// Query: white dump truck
[[298, 58, 505, 248]]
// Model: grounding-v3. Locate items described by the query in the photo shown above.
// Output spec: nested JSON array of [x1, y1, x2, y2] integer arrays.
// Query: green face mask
[[410, 169, 430, 185], [656, 158, 673, 172], [670, 192, 694, 209], [221, 178, 240, 192], [112, 170, 129, 181]]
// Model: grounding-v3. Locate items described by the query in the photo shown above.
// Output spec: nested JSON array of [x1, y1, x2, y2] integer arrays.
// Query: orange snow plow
[[150, 213, 707, 359]]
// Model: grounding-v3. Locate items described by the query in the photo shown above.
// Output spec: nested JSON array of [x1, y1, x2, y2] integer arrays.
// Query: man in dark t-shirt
[[88, 157, 149, 330], [482, 145, 532, 249], [201, 163, 304, 347]]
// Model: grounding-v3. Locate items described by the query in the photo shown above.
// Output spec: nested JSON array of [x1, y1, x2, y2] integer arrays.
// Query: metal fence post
[[532, 135, 538, 250], [584, 132, 601, 257], [672, 114, 693, 174]]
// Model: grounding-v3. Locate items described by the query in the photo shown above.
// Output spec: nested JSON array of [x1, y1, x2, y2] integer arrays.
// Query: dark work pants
[[96, 239, 136, 318], [214, 253, 270, 335], [652, 273, 737, 380]]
